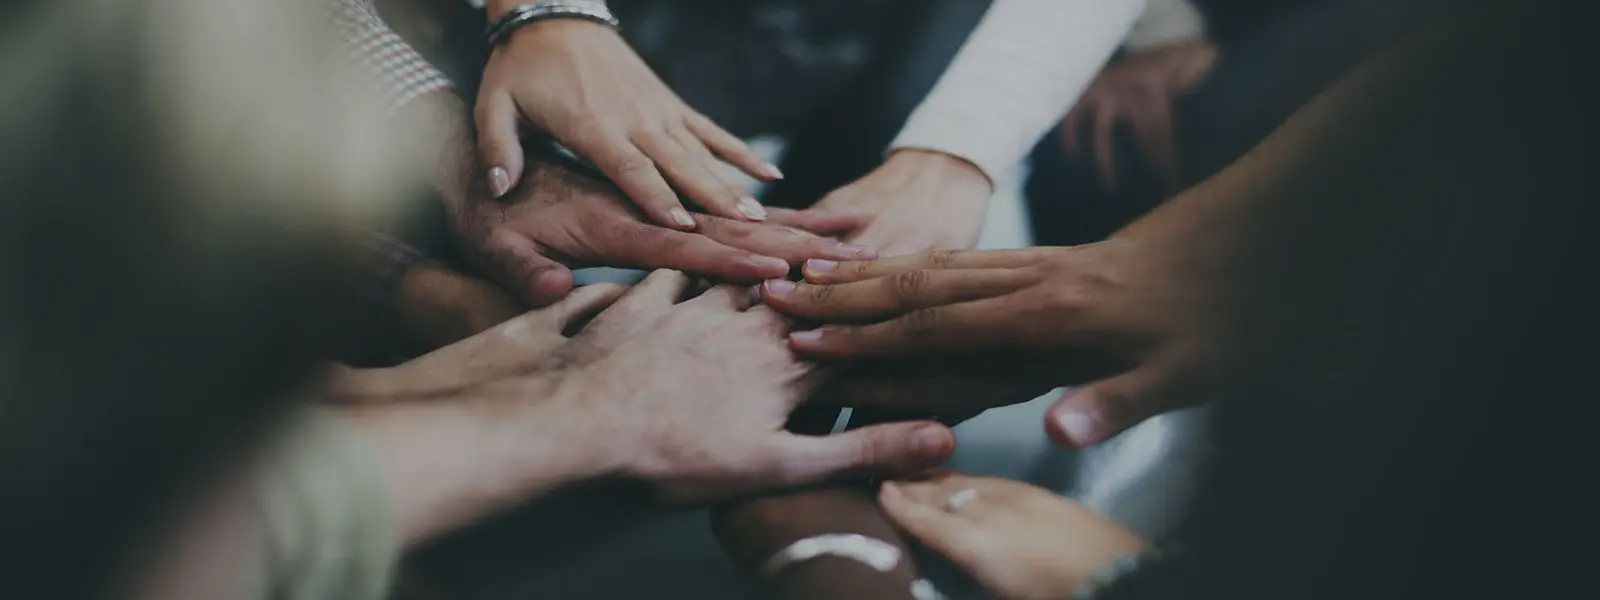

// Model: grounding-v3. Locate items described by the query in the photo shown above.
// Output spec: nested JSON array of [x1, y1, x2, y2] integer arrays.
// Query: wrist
[[884, 149, 993, 200], [339, 374, 603, 544], [715, 488, 900, 567]]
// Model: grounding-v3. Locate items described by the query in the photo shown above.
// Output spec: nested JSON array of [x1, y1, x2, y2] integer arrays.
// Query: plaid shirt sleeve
[[329, 0, 455, 111]]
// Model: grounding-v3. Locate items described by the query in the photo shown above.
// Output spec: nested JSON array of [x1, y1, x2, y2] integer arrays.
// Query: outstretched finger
[[478, 228, 575, 307], [786, 295, 1045, 359], [761, 268, 1033, 322], [586, 138, 698, 230], [634, 129, 757, 223], [594, 220, 792, 281], [1046, 361, 1201, 448], [765, 207, 869, 237], [763, 422, 956, 488], [802, 248, 1048, 284], [685, 112, 782, 181], [475, 93, 525, 199]]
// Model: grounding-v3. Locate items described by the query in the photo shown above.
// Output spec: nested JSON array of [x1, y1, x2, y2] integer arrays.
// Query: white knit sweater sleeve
[[887, 0, 1148, 183]]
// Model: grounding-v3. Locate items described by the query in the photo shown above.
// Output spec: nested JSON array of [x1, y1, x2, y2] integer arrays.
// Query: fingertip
[[525, 267, 576, 308], [667, 207, 698, 230], [746, 255, 791, 277], [878, 480, 906, 505], [1045, 394, 1107, 448], [787, 328, 826, 349], [801, 259, 839, 280], [737, 196, 768, 221]]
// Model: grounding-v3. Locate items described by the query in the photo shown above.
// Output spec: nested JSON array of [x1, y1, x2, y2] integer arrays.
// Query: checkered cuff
[[330, 0, 454, 111]]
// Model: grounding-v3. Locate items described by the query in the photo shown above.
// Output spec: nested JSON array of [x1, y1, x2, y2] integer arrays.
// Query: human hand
[[476, 17, 779, 226], [1062, 40, 1220, 192], [451, 160, 874, 306], [713, 488, 925, 600], [552, 271, 956, 502], [331, 282, 625, 402], [812, 149, 993, 256], [761, 242, 1232, 446], [878, 471, 1146, 600], [385, 260, 524, 354], [813, 357, 1058, 419]]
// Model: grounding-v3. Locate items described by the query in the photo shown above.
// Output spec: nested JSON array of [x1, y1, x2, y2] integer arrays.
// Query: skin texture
[[812, 149, 995, 256], [450, 158, 875, 306], [403, 92, 870, 309], [1062, 39, 1220, 193], [335, 270, 960, 543], [713, 487, 924, 600], [879, 471, 1147, 600], [476, 16, 780, 227]]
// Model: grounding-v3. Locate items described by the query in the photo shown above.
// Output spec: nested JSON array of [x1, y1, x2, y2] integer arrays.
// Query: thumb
[[476, 93, 525, 198], [877, 482, 983, 566], [769, 422, 955, 487], [1046, 364, 1194, 448], [480, 228, 574, 307]]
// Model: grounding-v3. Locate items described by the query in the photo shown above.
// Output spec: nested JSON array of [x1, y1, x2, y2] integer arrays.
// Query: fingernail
[[879, 481, 903, 501], [763, 279, 795, 296], [749, 255, 790, 273], [914, 425, 952, 456], [789, 329, 824, 344], [836, 244, 877, 259], [488, 167, 511, 198], [1054, 409, 1100, 446], [670, 207, 697, 228], [805, 259, 838, 273], [737, 196, 768, 221], [762, 163, 785, 180]]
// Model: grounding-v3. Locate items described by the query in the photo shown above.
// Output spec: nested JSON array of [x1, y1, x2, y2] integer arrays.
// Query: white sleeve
[[887, 0, 1147, 184], [1123, 0, 1207, 50]]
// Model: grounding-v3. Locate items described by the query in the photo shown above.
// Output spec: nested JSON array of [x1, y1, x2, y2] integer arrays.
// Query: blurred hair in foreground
[[1, 1, 405, 597]]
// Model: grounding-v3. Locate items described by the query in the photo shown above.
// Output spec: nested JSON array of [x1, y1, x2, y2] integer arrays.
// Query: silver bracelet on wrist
[[759, 533, 901, 578], [485, 1, 619, 46], [759, 534, 949, 600]]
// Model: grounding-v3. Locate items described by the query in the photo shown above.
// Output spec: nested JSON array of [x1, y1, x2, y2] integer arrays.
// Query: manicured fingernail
[[789, 329, 824, 344], [488, 167, 511, 198], [763, 279, 795, 296], [914, 425, 952, 456], [737, 196, 767, 221], [762, 163, 785, 180], [670, 207, 697, 228], [1054, 409, 1100, 446], [837, 244, 877, 259], [749, 255, 790, 272], [804, 259, 838, 273]]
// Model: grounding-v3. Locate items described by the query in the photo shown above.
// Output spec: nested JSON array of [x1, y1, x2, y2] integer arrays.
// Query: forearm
[[1118, 6, 1556, 301], [339, 384, 598, 545], [717, 488, 924, 600], [889, 0, 1146, 183]]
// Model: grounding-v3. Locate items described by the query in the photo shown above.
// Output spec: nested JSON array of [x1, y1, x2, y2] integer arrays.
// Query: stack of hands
[[353, 10, 1233, 599]]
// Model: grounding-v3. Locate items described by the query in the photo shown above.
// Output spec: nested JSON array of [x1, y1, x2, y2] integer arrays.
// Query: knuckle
[[899, 307, 943, 336], [612, 154, 655, 178], [927, 249, 961, 269], [802, 282, 835, 305], [888, 269, 930, 300]]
